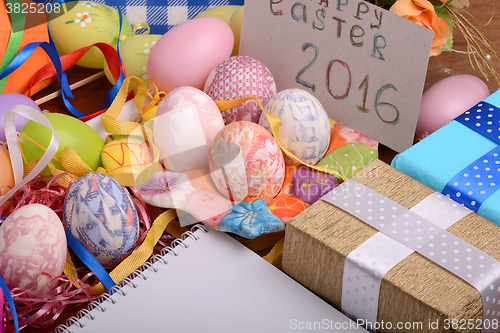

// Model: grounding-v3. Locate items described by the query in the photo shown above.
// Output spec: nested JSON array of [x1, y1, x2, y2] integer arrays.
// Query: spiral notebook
[[55, 226, 367, 333]]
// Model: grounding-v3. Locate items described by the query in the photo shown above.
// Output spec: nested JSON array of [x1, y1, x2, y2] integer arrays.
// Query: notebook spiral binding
[[54, 224, 209, 333]]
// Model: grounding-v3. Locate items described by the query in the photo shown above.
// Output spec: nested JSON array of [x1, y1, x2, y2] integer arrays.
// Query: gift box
[[282, 159, 500, 333], [391, 88, 500, 227]]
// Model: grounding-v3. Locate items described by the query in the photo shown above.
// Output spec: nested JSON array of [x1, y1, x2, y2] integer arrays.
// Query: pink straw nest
[[1, 173, 173, 330]]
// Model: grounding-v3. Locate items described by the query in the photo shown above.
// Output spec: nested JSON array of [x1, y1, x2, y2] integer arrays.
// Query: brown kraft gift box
[[282, 159, 500, 333]]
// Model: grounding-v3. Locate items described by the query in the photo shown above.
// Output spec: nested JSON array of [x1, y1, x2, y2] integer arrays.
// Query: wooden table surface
[[21, 1, 500, 331]]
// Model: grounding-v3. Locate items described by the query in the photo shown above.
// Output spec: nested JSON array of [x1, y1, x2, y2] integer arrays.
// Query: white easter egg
[[259, 88, 331, 165]]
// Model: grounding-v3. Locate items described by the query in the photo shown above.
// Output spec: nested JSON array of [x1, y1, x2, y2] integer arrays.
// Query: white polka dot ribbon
[[443, 101, 500, 212], [322, 180, 500, 333]]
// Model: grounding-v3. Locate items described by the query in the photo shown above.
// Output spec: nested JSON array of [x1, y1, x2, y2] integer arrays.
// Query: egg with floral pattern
[[63, 173, 139, 266], [48, 1, 133, 68], [103, 33, 163, 88], [209, 121, 285, 202], [0, 204, 66, 293]]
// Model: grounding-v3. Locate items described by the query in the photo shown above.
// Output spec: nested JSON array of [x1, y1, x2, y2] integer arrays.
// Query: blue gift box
[[392, 88, 500, 226]]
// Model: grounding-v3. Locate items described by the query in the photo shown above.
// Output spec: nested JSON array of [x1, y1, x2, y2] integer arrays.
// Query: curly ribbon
[[0, 105, 58, 208], [16, 75, 162, 189], [138, 80, 166, 123], [214, 97, 346, 182], [0, 0, 24, 93], [27, 42, 123, 106], [90, 209, 180, 295], [65, 231, 116, 292], [0, 275, 19, 333]]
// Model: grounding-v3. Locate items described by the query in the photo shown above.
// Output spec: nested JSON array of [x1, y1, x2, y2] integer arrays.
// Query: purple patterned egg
[[63, 173, 139, 266], [204, 55, 277, 125], [0, 204, 66, 293], [292, 165, 338, 205]]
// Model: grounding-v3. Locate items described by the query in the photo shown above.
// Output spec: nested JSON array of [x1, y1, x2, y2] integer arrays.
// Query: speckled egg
[[204, 55, 277, 124], [316, 142, 378, 180], [63, 173, 139, 266], [0, 204, 67, 293], [153, 86, 225, 172], [209, 121, 285, 201], [259, 88, 330, 165]]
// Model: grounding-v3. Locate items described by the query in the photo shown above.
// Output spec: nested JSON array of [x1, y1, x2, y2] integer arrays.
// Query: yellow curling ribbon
[[91, 209, 178, 295], [214, 97, 346, 182], [18, 76, 161, 188]]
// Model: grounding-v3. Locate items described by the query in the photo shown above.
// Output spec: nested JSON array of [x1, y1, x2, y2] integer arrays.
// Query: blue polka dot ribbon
[[442, 101, 500, 211]]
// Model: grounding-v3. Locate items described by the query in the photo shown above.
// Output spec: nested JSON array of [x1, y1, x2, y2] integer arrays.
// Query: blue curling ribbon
[[0, 222, 19, 333], [65, 231, 117, 293], [0, 275, 19, 333], [102, 0, 125, 109], [442, 102, 500, 212]]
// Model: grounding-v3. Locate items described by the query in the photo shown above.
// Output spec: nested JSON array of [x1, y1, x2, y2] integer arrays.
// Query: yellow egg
[[48, 1, 133, 69], [194, 5, 241, 25], [101, 136, 157, 175], [0, 145, 14, 195], [103, 34, 163, 89], [229, 6, 244, 55]]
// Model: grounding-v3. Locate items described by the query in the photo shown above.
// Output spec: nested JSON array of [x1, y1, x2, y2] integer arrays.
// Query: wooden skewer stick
[[34, 71, 106, 105]]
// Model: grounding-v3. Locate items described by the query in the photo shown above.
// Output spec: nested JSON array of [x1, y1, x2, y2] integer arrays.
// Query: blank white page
[[56, 228, 367, 333]]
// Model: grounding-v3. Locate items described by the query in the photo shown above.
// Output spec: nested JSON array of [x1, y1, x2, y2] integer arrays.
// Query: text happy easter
[[270, 0, 387, 61]]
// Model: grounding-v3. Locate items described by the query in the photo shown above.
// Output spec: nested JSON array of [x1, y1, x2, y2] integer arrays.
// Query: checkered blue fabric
[[94, 0, 244, 35]]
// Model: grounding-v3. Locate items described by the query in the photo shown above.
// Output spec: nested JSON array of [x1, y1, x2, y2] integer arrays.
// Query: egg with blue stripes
[[63, 173, 139, 266]]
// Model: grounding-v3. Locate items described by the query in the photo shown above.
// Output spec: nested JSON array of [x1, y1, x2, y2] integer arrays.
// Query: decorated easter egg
[[194, 5, 241, 24], [292, 165, 338, 205], [153, 86, 225, 172], [48, 1, 133, 68], [209, 121, 285, 201], [266, 194, 308, 223], [64, 173, 139, 266], [259, 88, 331, 165], [0, 204, 66, 293], [204, 55, 277, 124], [229, 6, 243, 55], [316, 143, 378, 180], [101, 136, 157, 175], [0, 93, 41, 142], [0, 146, 14, 195], [103, 33, 162, 87], [20, 113, 105, 174], [416, 74, 490, 138], [148, 17, 234, 92]]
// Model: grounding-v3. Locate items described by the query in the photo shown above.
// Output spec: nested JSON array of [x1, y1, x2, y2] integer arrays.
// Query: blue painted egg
[[63, 173, 139, 266], [259, 88, 331, 165]]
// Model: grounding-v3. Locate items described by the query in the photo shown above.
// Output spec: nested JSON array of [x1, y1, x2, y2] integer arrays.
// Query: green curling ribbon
[[0, 0, 25, 93]]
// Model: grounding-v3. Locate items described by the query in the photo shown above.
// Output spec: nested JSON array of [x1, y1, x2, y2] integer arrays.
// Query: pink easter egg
[[209, 121, 285, 201], [147, 17, 234, 92], [0, 204, 66, 293], [204, 55, 277, 124], [416, 74, 490, 138], [153, 86, 225, 172]]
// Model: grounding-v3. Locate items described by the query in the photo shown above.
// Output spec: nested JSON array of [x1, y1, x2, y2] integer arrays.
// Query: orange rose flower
[[390, 0, 450, 57]]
